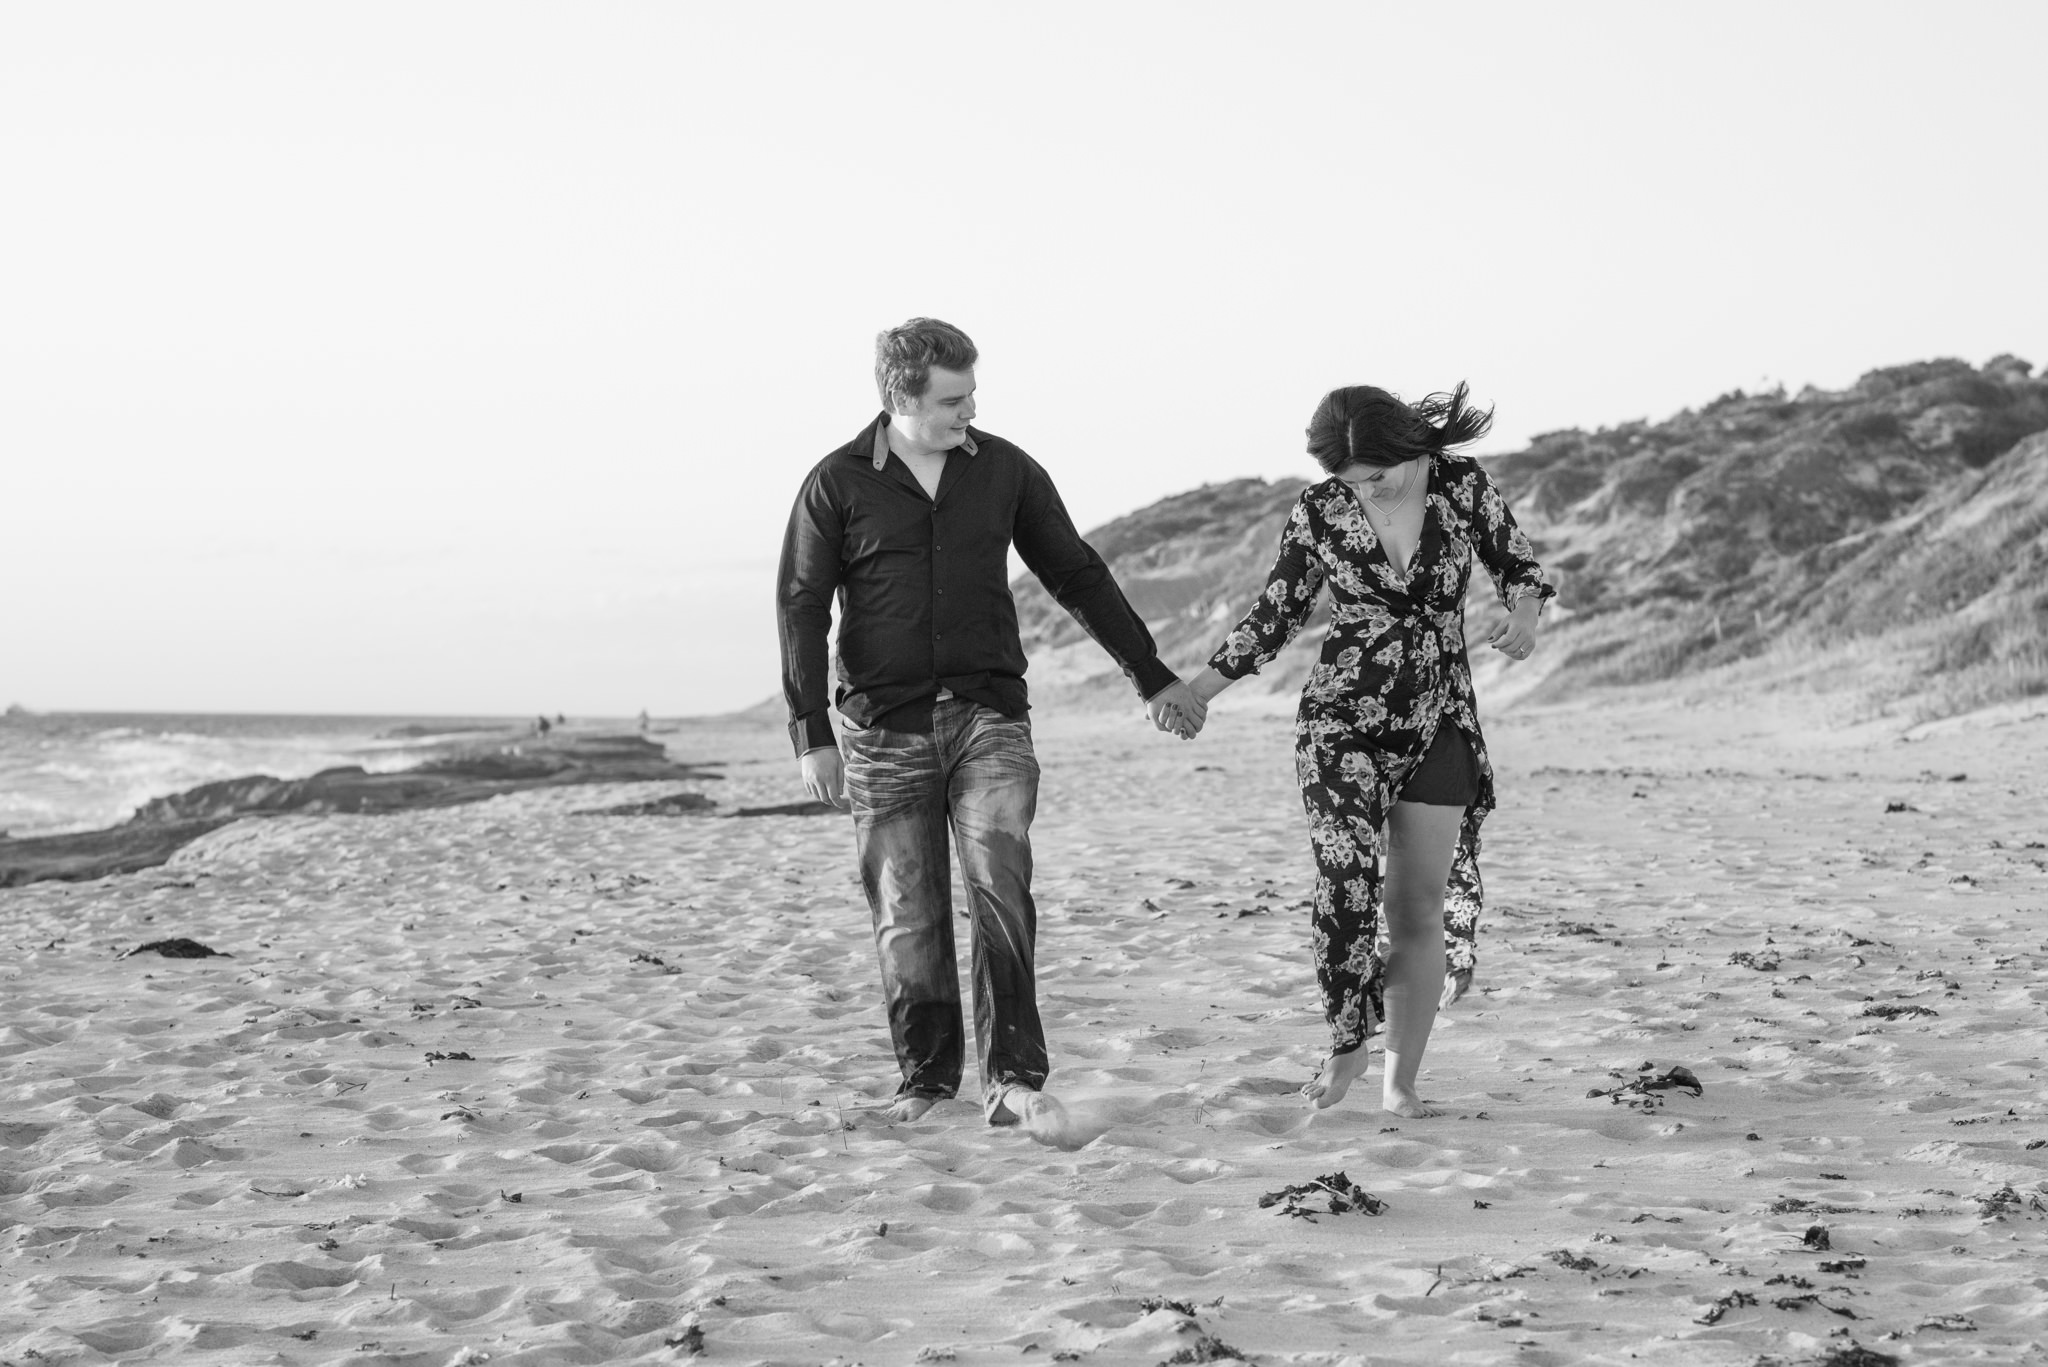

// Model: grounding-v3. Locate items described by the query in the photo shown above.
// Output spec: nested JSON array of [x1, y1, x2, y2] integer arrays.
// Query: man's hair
[[875, 318, 978, 411]]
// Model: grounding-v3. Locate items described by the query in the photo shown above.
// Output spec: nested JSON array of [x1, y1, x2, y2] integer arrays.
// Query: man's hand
[[800, 747, 848, 810], [1146, 680, 1207, 740]]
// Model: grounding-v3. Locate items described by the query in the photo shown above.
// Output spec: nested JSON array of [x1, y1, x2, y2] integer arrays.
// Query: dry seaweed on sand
[[1772, 1290, 1857, 1317], [1974, 1182, 2045, 1217], [1585, 1063, 1703, 1108], [578, 791, 717, 817], [1813, 1344, 1899, 1367], [1769, 1195, 1861, 1215], [1861, 1002, 1938, 1019], [120, 937, 231, 959], [1258, 1171, 1386, 1220], [1159, 1335, 1252, 1365], [1694, 1288, 1756, 1325]]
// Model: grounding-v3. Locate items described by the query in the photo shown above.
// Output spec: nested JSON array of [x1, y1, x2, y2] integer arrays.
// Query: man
[[778, 317, 1204, 1126]]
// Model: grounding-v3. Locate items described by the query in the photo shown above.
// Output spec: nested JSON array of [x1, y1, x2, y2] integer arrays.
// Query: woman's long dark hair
[[1306, 381, 1494, 473]]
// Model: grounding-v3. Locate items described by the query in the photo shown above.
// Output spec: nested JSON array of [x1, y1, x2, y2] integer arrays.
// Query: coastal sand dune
[[2, 697, 2045, 1365]]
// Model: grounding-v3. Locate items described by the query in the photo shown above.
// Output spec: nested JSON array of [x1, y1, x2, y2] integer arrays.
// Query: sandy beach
[[3, 691, 2046, 1366]]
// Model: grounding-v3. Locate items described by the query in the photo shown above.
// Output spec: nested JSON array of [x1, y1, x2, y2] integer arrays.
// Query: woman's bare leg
[[1380, 800, 1465, 1117]]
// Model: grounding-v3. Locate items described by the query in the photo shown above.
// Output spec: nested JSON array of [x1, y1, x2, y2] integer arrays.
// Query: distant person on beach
[[536, 715, 552, 737], [1183, 383, 1553, 1115], [778, 317, 1205, 1127]]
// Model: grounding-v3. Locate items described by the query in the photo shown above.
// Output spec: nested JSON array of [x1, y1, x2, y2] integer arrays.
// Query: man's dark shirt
[[778, 414, 1177, 757]]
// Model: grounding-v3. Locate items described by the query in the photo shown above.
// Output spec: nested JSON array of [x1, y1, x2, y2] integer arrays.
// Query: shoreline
[[0, 730, 719, 888]]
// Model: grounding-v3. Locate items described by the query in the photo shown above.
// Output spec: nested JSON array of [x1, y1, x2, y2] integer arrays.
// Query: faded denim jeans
[[841, 697, 1047, 1106]]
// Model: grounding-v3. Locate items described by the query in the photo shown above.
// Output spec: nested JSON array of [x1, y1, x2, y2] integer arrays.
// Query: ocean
[[0, 711, 528, 839]]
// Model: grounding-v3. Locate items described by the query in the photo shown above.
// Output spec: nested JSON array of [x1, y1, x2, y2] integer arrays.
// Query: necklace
[[1356, 460, 1419, 516]]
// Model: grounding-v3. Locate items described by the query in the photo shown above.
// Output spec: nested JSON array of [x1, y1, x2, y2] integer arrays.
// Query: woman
[[1186, 383, 1552, 1115]]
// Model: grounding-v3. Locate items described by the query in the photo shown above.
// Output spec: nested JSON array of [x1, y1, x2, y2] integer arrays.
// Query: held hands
[[799, 746, 848, 810], [1146, 680, 1207, 741], [1484, 597, 1543, 662]]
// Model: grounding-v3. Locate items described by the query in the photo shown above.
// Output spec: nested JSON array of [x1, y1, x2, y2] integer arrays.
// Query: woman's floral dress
[[1208, 453, 1555, 1053]]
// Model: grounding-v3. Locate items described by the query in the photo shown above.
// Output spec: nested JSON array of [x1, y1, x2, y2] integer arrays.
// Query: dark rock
[[728, 801, 843, 818], [123, 938, 230, 959], [1, 819, 237, 888], [0, 735, 724, 888], [128, 735, 716, 824], [579, 792, 718, 817]]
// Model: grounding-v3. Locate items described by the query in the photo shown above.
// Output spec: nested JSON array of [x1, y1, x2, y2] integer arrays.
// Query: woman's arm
[[1203, 494, 1328, 685], [1187, 664, 1234, 708], [1465, 461, 1554, 658]]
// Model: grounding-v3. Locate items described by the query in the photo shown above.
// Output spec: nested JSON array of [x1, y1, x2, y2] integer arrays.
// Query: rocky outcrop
[[0, 818, 239, 888], [127, 735, 714, 823], [1013, 357, 2048, 714], [0, 735, 723, 887]]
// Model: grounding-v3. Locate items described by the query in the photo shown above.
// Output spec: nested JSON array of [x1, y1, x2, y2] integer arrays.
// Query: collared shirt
[[777, 413, 1178, 756]]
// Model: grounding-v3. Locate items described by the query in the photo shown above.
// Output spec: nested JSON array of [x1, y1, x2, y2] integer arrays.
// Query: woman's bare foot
[[883, 1093, 939, 1122], [1382, 1083, 1441, 1118], [1302, 1048, 1370, 1110]]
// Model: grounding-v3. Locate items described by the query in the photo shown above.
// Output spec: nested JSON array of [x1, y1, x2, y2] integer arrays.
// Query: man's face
[[890, 366, 977, 456]]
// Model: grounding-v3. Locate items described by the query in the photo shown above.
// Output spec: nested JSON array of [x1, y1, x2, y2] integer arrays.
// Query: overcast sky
[[6, 2, 2043, 718]]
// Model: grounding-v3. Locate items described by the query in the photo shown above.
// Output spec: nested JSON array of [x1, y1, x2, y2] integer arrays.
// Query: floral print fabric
[[1208, 454, 1554, 1051]]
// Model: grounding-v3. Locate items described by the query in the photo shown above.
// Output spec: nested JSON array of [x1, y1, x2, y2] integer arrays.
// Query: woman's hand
[[1440, 969, 1473, 1009], [1484, 597, 1542, 661], [1147, 681, 1207, 739]]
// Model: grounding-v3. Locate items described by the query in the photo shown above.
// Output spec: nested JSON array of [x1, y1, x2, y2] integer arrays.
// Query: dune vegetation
[[1017, 357, 2048, 723]]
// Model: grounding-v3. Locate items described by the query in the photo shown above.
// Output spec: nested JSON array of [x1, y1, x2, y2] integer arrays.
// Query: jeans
[[841, 697, 1047, 1102]]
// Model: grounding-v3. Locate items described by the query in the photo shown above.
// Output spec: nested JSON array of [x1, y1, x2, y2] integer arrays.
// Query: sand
[[2, 690, 2046, 1366]]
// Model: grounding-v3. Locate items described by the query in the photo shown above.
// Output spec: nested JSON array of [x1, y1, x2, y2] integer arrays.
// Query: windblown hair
[[874, 317, 979, 411], [1305, 381, 1494, 474]]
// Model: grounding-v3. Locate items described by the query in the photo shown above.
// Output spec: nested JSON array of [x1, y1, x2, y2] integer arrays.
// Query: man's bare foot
[[1302, 1048, 1370, 1110], [1382, 1084, 1441, 1118], [883, 1093, 940, 1122], [986, 1083, 1049, 1127]]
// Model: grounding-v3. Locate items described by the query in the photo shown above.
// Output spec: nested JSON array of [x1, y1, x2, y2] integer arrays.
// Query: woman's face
[[1336, 457, 1422, 494]]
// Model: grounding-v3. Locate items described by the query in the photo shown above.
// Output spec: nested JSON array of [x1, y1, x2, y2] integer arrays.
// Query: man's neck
[[886, 427, 952, 462]]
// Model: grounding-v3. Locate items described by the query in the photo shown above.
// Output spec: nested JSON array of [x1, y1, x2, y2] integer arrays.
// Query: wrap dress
[[1207, 453, 1555, 1052]]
